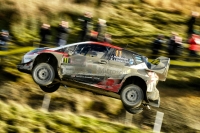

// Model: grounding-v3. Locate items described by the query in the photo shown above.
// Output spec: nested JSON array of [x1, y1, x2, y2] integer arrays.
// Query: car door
[[103, 49, 145, 92], [61, 43, 108, 87], [81, 43, 110, 88], [61, 43, 88, 81], [102, 49, 130, 91]]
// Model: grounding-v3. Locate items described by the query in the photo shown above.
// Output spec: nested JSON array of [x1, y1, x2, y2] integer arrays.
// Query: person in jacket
[[0, 30, 10, 63], [167, 32, 183, 59], [0, 30, 10, 51], [104, 33, 112, 44], [95, 18, 107, 42], [188, 34, 200, 57], [56, 21, 70, 46], [78, 12, 92, 42], [89, 30, 98, 41], [186, 11, 199, 38], [39, 23, 51, 47], [152, 35, 164, 56]]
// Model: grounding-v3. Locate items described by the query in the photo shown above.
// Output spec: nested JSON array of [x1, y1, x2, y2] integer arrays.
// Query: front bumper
[[17, 61, 33, 74]]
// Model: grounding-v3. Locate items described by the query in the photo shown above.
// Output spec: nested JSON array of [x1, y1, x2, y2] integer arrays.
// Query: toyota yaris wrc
[[17, 41, 170, 114]]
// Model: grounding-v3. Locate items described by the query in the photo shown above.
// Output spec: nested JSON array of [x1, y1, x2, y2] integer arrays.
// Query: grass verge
[[0, 101, 148, 133]]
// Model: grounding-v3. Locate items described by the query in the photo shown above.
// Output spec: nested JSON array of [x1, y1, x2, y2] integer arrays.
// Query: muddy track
[[0, 81, 200, 133]]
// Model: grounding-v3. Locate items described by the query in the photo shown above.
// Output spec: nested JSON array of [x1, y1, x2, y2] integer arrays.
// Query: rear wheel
[[120, 84, 144, 108], [39, 83, 60, 93], [32, 63, 55, 86]]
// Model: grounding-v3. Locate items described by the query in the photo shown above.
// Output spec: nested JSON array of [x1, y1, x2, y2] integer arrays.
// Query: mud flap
[[149, 97, 160, 108]]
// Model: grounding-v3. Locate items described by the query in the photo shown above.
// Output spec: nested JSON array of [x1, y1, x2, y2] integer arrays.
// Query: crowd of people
[[0, 11, 200, 60], [38, 11, 111, 48], [152, 11, 200, 59]]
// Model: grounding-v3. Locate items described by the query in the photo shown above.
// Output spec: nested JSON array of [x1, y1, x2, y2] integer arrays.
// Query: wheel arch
[[119, 76, 148, 103], [32, 53, 60, 78]]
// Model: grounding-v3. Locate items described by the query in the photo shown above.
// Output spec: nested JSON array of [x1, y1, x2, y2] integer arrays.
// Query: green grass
[[0, 47, 35, 55], [0, 101, 148, 133]]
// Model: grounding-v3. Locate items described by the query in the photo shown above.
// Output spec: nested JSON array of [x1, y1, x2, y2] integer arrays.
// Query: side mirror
[[68, 51, 74, 56]]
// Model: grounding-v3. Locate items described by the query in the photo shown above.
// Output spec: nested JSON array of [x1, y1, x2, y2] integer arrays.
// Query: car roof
[[91, 41, 122, 50], [49, 41, 122, 51]]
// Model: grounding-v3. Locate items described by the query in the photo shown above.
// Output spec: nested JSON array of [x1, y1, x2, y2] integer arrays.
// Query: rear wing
[[147, 56, 170, 81]]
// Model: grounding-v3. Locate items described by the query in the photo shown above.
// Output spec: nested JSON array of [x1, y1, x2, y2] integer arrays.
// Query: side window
[[74, 44, 91, 55], [102, 48, 115, 60], [85, 44, 110, 58], [64, 45, 76, 53]]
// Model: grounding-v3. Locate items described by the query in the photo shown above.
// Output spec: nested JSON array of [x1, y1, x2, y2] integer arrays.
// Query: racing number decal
[[115, 50, 122, 57], [63, 57, 70, 63]]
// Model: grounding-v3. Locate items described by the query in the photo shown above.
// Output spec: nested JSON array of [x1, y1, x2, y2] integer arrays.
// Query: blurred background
[[0, 0, 200, 133]]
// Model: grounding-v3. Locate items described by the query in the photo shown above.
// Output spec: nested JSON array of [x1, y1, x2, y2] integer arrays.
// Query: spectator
[[0, 30, 10, 51], [188, 34, 200, 57], [39, 23, 51, 47], [104, 33, 112, 43], [174, 36, 183, 56], [186, 11, 199, 39], [0, 30, 10, 63], [78, 12, 92, 42], [56, 21, 70, 46], [90, 30, 98, 41], [95, 18, 107, 42], [152, 34, 164, 57], [167, 32, 183, 59]]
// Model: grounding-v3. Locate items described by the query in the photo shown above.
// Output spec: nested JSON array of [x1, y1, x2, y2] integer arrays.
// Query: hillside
[[0, 0, 200, 45], [0, 101, 146, 133], [0, 0, 200, 133]]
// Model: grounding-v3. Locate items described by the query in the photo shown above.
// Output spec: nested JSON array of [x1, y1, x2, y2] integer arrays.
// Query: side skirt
[[54, 79, 120, 99]]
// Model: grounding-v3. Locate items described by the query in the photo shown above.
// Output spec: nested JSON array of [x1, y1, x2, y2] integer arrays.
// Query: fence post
[[125, 111, 133, 126], [153, 111, 164, 133], [41, 93, 51, 111]]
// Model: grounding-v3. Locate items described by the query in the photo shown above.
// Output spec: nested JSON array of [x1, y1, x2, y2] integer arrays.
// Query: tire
[[123, 105, 143, 114], [120, 84, 144, 108], [32, 63, 55, 86], [39, 83, 60, 93]]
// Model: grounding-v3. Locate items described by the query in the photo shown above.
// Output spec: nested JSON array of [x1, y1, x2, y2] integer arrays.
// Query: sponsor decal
[[71, 74, 101, 80], [110, 55, 132, 64]]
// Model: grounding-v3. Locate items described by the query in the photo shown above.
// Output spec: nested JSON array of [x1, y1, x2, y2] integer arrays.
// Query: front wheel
[[120, 84, 144, 108], [32, 63, 55, 86], [39, 83, 60, 93]]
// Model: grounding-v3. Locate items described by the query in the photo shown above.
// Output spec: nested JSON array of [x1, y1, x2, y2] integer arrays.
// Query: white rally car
[[17, 41, 170, 114]]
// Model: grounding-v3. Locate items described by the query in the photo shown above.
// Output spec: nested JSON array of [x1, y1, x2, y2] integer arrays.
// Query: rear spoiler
[[146, 56, 170, 81]]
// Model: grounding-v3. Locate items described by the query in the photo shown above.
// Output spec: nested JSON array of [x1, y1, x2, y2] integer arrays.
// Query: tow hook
[[143, 104, 151, 110]]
